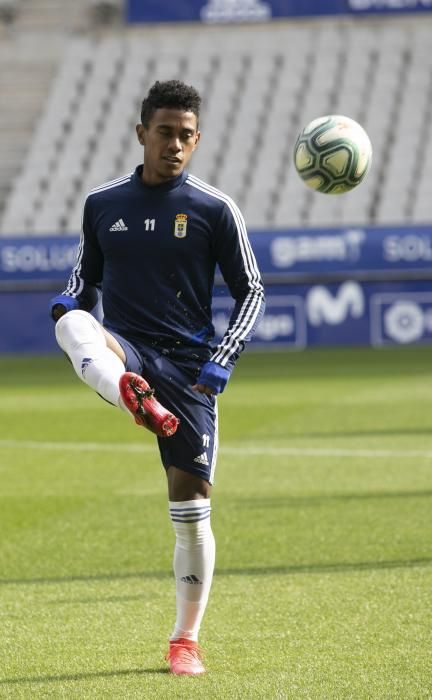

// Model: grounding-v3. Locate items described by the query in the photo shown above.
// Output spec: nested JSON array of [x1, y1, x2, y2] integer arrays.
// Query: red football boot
[[166, 638, 206, 676], [119, 372, 179, 438]]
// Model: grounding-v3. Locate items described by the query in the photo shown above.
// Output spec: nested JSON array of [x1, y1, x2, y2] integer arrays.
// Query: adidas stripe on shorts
[[110, 331, 218, 484]]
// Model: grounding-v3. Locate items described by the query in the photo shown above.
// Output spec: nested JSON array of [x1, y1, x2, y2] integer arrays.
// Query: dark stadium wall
[[126, 0, 432, 24]]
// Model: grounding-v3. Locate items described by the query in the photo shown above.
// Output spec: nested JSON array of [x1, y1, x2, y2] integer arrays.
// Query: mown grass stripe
[[1, 438, 432, 459]]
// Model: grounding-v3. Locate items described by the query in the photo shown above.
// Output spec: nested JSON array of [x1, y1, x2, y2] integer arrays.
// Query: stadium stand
[[0, 0, 20, 24], [1, 11, 432, 235], [87, 0, 123, 25]]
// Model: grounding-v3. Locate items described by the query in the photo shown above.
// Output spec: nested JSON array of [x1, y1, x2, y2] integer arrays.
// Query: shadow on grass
[[0, 667, 167, 686], [47, 593, 153, 605], [240, 490, 432, 508], [1, 557, 431, 590], [218, 557, 432, 576]]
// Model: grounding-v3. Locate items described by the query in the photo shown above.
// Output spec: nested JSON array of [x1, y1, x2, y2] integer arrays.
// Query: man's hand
[[52, 304, 67, 322], [192, 361, 231, 395], [49, 294, 79, 321], [192, 382, 216, 396]]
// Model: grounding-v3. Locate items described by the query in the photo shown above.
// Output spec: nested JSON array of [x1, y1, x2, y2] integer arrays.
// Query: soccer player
[[50, 79, 265, 675]]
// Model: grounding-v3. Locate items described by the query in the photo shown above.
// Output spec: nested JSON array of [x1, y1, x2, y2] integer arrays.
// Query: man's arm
[[193, 199, 265, 394], [50, 285, 101, 321], [49, 198, 103, 321]]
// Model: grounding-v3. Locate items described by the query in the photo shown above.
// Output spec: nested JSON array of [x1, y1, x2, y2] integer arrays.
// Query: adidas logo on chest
[[109, 218, 128, 231]]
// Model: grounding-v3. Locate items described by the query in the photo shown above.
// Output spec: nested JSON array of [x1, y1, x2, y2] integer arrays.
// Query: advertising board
[[1, 227, 431, 352], [126, 0, 432, 23]]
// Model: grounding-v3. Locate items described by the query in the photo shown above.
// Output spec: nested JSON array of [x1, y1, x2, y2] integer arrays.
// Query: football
[[293, 115, 372, 194]]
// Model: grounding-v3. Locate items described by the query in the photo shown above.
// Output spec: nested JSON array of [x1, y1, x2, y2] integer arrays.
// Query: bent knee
[[55, 309, 105, 351]]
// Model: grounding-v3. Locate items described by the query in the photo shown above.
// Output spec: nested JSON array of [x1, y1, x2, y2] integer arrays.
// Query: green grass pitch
[[1, 347, 432, 699]]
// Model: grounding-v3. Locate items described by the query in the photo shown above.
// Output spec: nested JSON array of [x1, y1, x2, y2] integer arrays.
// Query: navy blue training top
[[63, 165, 265, 371]]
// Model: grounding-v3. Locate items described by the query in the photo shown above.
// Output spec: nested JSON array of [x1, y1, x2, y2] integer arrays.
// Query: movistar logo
[[307, 281, 364, 326]]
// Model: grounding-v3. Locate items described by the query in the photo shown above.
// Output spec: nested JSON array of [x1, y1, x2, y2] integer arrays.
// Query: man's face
[[136, 108, 200, 185]]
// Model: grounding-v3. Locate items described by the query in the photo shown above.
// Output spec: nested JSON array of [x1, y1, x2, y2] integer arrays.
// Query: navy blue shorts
[[110, 332, 218, 484]]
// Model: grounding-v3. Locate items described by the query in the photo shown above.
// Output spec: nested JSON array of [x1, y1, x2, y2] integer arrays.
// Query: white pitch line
[[1, 439, 432, 459]]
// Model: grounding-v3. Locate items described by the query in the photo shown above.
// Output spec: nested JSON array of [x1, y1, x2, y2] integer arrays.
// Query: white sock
[[169, 499, 215, 642], [55, 310, 127, 410]]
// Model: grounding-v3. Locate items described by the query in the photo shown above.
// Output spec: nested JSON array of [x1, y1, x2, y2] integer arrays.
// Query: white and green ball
[[293, 115, 372, 194]]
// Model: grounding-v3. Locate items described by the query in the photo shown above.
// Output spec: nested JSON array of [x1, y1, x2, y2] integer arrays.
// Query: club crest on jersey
[[174, 213, 188, 238]]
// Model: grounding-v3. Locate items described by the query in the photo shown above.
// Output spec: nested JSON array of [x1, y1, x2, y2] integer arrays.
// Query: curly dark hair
[[140, 80, 201, 127]]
